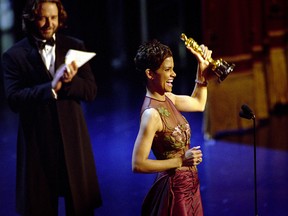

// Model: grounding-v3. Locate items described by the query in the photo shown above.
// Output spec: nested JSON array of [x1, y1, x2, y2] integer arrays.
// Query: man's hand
[[62, 61, 78, 83]]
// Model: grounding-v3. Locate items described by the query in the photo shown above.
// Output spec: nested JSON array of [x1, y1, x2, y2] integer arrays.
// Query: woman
[[132, 39, 212, 216]]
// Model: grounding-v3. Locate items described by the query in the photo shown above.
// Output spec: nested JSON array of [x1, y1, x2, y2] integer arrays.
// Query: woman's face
[[152, 56, 176, 94], [34, 2, 59, 40]]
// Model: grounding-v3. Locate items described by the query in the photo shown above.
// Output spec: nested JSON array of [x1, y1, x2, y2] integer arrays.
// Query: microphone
[[239, 104, 258, 216], [239, 104, 255, 119]]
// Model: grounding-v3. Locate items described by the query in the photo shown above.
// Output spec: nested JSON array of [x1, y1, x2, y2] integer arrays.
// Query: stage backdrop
[[201, 0, 288, 138]]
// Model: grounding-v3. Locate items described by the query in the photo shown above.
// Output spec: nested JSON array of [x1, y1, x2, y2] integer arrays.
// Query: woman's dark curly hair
[[134, 39, 173, 83], [22, 0, 68, 34]]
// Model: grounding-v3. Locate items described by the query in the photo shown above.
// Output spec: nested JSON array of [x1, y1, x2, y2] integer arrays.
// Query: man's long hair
[[22, 0, 68, 35]]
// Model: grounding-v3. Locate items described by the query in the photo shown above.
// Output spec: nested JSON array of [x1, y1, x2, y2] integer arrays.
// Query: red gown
[[141, 96, 203, 216]]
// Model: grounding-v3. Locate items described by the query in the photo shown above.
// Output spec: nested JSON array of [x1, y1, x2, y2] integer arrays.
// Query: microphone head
[[240, 104, 255, 119]]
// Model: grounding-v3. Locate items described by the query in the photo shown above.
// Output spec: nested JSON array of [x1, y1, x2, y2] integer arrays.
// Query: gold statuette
[[180, 33, 235, 82]]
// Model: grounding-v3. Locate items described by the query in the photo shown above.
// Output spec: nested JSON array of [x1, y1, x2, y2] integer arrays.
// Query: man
[[1, 0, 102, 215]]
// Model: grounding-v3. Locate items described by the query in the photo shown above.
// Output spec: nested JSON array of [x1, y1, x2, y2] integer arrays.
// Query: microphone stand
[[239, 105, 258, 216], [252, 116, 258, 216]]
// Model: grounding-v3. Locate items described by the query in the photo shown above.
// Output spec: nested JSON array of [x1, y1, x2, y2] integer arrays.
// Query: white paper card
[[65, 49, 96, 68]]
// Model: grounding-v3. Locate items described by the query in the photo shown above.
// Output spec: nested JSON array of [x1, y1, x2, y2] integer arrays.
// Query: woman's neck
[[146, 88, 166, 101]]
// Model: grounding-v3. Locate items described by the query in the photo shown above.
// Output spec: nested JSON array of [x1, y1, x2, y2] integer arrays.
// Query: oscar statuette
[[180, 33, 235, 82]]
